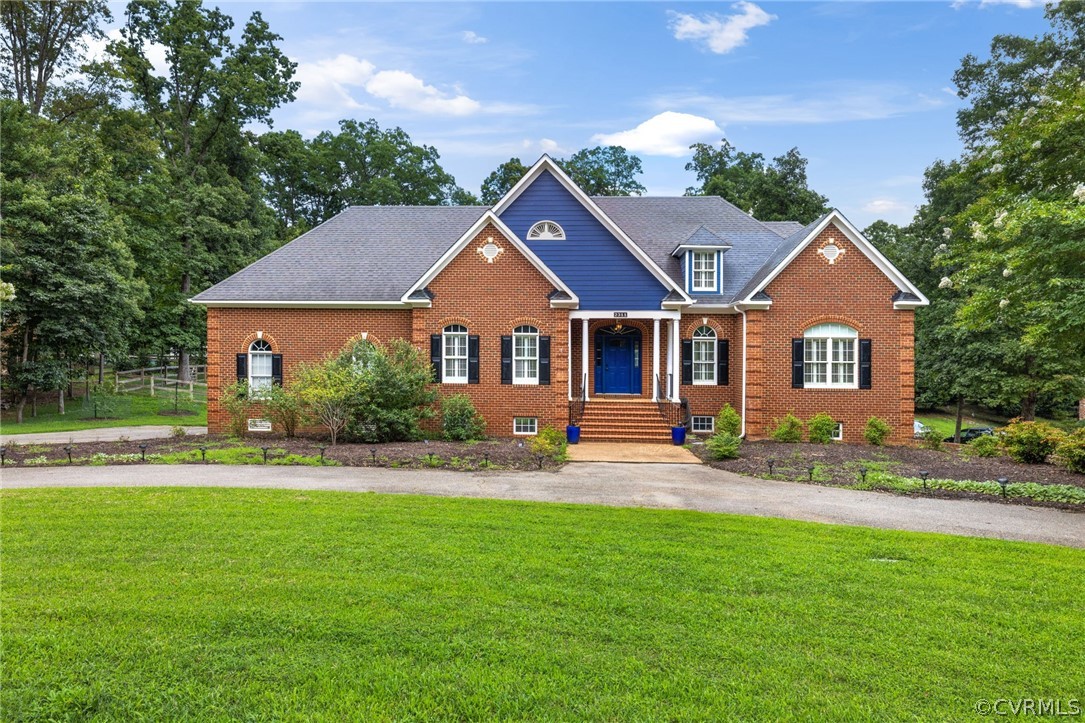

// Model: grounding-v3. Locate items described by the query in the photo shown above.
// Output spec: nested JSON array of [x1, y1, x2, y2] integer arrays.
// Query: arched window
[[692, 326, 716, 384], [513, 325, 539, 384], [248, 339, 273, 394], [804, 323, 857, 388], [527, 220, 565, 240], [442, 324, 468, 383]]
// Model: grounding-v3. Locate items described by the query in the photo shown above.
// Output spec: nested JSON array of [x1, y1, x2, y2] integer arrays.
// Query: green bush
[[864, 417, 892, 446], [529, 426, 567, 460], [219, 381, 250, 439], [999, 419, 1065, 464], [263, 383, 304, 437], [441, 394, 486, 441], [1053, 428, 1085, 474], [918, 428, 944, 451], [964, 434, 1000, 458], [715, 403, 741, 436], [807, 412, 836, 444], [706, 432, 742, 460], [771, 412, 803, 443]]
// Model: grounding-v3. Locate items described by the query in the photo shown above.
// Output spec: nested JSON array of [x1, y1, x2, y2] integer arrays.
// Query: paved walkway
[[0, 426, 207, 446], [566, 442, 700, 464], [2, 463, 1081, 548]]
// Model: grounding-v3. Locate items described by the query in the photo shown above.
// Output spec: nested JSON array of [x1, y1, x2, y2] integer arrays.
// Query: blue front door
[[595, 328, 642, 394]]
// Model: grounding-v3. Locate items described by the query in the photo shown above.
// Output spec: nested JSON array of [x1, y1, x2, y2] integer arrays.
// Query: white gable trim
[[400, 210, 580, 308], [491, 156, 693, 305], [740, 210, 929, 306]]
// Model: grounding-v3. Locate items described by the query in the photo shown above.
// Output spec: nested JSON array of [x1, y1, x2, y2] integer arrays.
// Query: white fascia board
[[400, 210, 579, 306], [192, 300, 410, 309], [740, 210, 930, 306], [492, 156, 693, 304], [671, 244, 732, 257], [569, 309, 681, 320], [684, 304, 742, 314], [893, 301, 926, 310]]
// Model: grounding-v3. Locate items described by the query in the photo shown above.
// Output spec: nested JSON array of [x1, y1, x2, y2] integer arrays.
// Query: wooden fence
[[115, 365, 207, 399]]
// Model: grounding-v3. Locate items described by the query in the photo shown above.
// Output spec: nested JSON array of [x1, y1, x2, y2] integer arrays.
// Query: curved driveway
[[2, 463, 1081, 548]]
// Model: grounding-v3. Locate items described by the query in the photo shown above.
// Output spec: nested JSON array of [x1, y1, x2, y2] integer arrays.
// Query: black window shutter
[[468, 335, 480, 384], [501, 335, 513, 385], [271, 354, 283, 387], [681, 340, 693, 385], [717, 339, 729, 386], [539, 336, 551, 385], [236, 354, 247, 383], [430, 335, 442, 383], [792, 339, 805, 388], [859, 339, 872, 390]]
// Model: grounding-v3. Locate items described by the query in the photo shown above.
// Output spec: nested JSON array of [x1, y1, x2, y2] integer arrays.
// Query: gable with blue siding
[[499, 171, 670, 310]]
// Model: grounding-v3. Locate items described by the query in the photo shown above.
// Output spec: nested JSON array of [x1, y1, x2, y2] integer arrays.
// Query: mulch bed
[[1, 435, 556, 471]]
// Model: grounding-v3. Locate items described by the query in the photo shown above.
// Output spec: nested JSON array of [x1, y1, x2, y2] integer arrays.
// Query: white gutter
[[739, 307, 748, 439]]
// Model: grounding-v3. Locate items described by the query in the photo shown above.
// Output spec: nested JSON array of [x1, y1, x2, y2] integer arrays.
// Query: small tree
[[706, 432, 742, 460], [293, 361, 362, 446], [350, 338, 437, 442], [441, 394, 485, 441], [219, 381, 250, 439], [263, 382, 303, 437], [864, 417, 892, 446], [716, 403, 741, 436], [771, 413, 804, 443]]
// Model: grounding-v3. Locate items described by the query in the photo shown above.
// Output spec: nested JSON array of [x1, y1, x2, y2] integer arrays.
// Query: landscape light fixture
[[261, 446, 270, 464], [807, 465, 815, 481], [859, 466, 868, 483], [997, 477, 1009, 498], [536, 454, 545, 469], [518, 440, 524, 448], [199, 447, 207, 463], [0, 447, 6, 466], [317, 445, 327, 463], [483, 453, 490, 467], [370, 448, 377, 464], [920, 471, 929, 489], [767, 459, 775, 476], [65, 446, 74, 464]]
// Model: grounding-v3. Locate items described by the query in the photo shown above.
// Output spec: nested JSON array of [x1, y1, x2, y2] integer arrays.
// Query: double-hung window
[[442, 324, 468, 383], [513, 325, 539, 384], [692, 326, 716, 384], [691, 251, 717, 292], [803, 324, 858, 388], [248, 339, 273, 396]]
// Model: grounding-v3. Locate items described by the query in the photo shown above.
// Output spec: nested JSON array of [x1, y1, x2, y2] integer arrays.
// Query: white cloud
[[365, 69, 481, 116], [863, 198, 912, 214], [592, 112, 723, 157], [521, 137, 568, 156], [84, 28, 169, 77], [294, 54, 375, 110], [668, 2, 776, 55], [953, 0, 1046, 8], [462, 30, 488, 44]]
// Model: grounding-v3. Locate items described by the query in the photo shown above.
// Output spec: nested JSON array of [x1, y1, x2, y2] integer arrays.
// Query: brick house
[[192, 156, 928, 443]]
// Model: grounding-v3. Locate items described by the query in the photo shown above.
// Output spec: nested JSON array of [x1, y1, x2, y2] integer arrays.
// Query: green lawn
[[3, 488, 1082, 720], [0, 393, 206, 435]]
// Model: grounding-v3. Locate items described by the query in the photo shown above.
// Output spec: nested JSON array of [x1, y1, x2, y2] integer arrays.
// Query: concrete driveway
[[0, 426, 207, 446], [3, 463, 1081, 548]]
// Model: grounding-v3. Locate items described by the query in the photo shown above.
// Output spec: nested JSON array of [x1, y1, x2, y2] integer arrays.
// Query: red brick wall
[[677, 313, 743, 432], [744, 224, 915, 444]]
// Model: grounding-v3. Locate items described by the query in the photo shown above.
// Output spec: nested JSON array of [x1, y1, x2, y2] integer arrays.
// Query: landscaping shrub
[[771, 412, 803, 443], [292, 361, 362, 446], [918, 428, 944, 451], [441, 394, 486, 441], [171, 425, 187, 438], [529, 426, 567, 460], [999, 419, 1065, 464], [219, 381, 250, 438], [346, 339, 437, 442], [263, 383, 304, 437], [706, 432, 742, 460], [964, 434, 1000, 458], [807, 413, 836, 444], [1053, 428, 1085, 474], [716, 403, 741, 436], [864, 417, 892, 446]]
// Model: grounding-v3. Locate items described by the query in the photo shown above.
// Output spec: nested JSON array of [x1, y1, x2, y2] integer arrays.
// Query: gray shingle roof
[[762, 221, 805, 238], [191, 206, 488, 302], [732, 214, 830, 303]]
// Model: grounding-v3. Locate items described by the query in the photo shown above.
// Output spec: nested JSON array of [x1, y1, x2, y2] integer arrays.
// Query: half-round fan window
[[527, 220, 565, 240]]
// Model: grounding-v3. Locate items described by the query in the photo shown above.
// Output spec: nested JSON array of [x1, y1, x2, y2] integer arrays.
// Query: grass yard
[[3, 488, 1082, 721], [0, 393, 206, 436]]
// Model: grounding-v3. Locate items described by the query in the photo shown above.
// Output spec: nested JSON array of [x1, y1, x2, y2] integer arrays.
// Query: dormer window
[[690, 251, 717, 292], [528, 220, 565, 240]]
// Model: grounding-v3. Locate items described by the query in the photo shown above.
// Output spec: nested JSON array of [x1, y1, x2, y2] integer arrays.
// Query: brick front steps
[[578, 399, 675, 444]]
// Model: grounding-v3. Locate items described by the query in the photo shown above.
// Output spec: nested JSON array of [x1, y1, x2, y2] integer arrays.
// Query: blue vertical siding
[[499, 171, 669, 310]]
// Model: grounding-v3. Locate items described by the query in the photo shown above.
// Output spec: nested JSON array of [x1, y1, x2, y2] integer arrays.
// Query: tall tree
[[104, 0, 297, 379], [560, 146, 646, 196], [686, 140, 830, 223], [0, 0, 111, 115], [480, 157, 529, 204]]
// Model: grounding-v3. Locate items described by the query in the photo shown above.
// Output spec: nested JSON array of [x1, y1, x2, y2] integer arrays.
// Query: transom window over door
[[443, 324, 468, 383], [513, 325, 539, 384], [248, 339, 273, 395], [691, 251, 717, 291], [692, 326, 716, 384], [804, 323, 857, 388]]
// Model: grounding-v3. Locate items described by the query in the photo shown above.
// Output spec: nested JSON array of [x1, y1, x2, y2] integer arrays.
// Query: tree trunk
[[178, 270, 192, 381], [59, 387, 65, 415], [954, 394, 964, 443], [31, 390, 37, 417], [1021, 391, 1037, 421], [98, 352, 105, 384], [16, 396, 25, 424]]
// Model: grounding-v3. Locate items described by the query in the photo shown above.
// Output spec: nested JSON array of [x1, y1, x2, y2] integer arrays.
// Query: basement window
[[691, 416, 714, 434], [832, 423, 844, 441], [513, 417, 538, 435]]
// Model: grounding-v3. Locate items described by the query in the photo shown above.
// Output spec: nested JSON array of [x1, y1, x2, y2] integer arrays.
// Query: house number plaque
[[613, 312, 628, 318]]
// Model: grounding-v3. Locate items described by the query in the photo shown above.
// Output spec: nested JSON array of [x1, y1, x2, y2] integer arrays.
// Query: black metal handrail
[[654, 373, 691, 429], [569, 372, 587, 425]]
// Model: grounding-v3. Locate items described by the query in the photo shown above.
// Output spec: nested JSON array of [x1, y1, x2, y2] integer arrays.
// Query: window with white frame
[[527, 221, 565, 240], [513, 325, 539, 384], [693, 326, 716, 384], [248, 339, 273, 395], [442, 324, 468, 383], [692, 416, 714, 433], [513, 417, 538, 435], [691, 251, 717, 291], [804, 323, 858, 388], [832, 422, 844, 441]]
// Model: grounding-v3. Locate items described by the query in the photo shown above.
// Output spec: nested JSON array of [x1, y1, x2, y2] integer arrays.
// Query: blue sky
[[101, 1, 1052, 227]]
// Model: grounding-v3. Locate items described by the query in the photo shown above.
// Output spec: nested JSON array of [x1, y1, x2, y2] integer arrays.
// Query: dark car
[[944, 427, 995, 443]]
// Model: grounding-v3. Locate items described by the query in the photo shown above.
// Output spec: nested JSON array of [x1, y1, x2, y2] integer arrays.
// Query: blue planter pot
[[671, 426, 687, 445], [566, 425, 581, 444]]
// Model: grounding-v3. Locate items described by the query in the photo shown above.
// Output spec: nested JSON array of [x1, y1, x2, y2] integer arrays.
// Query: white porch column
[[567, 317, 572, 401], [669, 317, 680, 401], [652, 318, 660, 401], [581, 318, 589, 401]]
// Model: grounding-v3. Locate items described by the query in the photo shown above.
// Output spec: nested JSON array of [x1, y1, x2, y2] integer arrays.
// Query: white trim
[[685, 304, 743, 313], [691, 325, 716, 385], [567, 317, 573, 402], [668, 317, 679, 401], [690, 250, 717, 292], [400, 210, 580, 308], [739, 308, 747, 438], [193, 300, 412, 309], [527, 220, 565, 240], [512, 325, 540, 385], [513, 416, 538, 435], [491, 156, 693, 304], [691, 416, 715, 434], [581, 319, 589, 402], [739, 210, 929, 306], [652, 318, 660, 401], [441, 324, 469, 384], [832, 422, 844, 441], [671, 244, 731, 256], [569, 310, 680, 321]]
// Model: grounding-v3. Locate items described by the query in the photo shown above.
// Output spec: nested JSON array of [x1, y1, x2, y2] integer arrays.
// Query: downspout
[[739, 306, 748, 439]]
